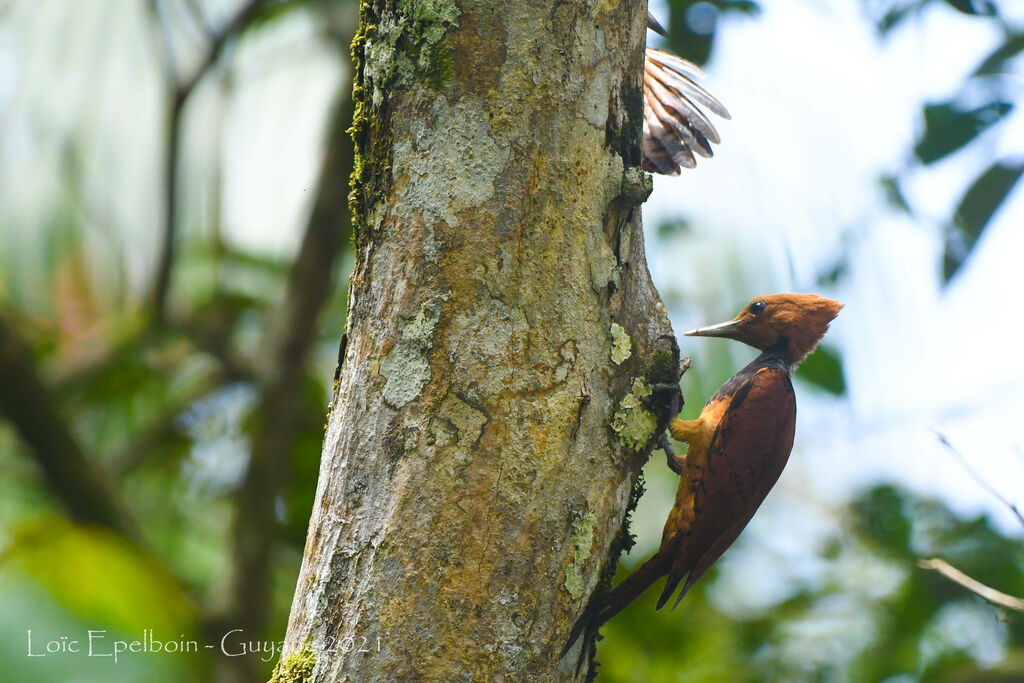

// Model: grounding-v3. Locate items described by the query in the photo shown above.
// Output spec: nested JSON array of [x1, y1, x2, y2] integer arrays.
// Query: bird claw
[[659, 432, 684, 475], [649, 355, 691, 475]]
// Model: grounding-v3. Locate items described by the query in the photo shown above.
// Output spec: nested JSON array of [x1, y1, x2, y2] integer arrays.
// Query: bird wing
[[642, 48, 731, 175], [656, 367, 796, 608]]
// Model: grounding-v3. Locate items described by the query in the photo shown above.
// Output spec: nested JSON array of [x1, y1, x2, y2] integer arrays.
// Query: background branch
[[934, 430, 1024, 528], [0, 313, 137, 539], [147, 0, 269, 321], [918, 558, 1024, 612]]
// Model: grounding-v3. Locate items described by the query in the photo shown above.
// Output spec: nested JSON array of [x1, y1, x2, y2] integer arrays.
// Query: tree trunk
[[276, 0, 678, 679]]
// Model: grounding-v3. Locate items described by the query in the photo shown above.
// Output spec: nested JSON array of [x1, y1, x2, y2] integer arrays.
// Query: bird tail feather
[[560, 551, 670, 661], [642, 48, 730, 175]]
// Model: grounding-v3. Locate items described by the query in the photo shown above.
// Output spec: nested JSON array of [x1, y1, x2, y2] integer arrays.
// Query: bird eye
[[748, 300, 767, 314]]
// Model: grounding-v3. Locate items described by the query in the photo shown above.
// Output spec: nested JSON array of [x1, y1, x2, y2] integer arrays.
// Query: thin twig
[[146, 0, 268, 321], [177, 0, 267, 98], [179, 0, 212, 37], [933, 430, 1024, 529], [918, 558, 1024, 612], [149, 94, 184, 321]]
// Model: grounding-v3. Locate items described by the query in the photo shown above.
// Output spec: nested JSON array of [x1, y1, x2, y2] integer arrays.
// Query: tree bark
[[277, 0, 678, 679]]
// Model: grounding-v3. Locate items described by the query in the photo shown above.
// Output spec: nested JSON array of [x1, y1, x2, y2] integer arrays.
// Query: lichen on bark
[[379, 293, 450, 408], [611, 378, 658, 451], [565, 512, 599, 599], [350, 0, 463, 250], [364, 0, 460, 104], [610, 322, 632, 364]]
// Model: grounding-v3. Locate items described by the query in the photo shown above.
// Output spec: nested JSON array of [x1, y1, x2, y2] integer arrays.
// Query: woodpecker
[[643, 13, 731, 175], [565, 294, 841, 658]]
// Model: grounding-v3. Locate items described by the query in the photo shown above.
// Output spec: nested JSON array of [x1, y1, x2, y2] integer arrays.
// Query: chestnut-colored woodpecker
[[643, 12, 731, 174], [565, 294, 841, 657]]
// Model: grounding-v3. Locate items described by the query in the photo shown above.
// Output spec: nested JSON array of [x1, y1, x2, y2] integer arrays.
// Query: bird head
[[685, 293, 842, 364]]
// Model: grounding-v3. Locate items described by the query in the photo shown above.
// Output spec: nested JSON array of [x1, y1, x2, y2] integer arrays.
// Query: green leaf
[[941, 0, 997, 17], [874, 0, 928, 35], [974, 33, 1024, 76], [665, 0, 762, 66], [944, 160, 1024, 282], [850, 485, 913, 556], [816, 257, 848, 286], [2, 518, 197, 636], [914, 101, 1013, 165], [795, 345, 845, 396], [881, 174, 912, 214], [657, 217, 692, 239]]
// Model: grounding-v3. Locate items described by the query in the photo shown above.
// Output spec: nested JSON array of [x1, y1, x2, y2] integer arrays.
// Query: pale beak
[[684, 318, 743, 338]]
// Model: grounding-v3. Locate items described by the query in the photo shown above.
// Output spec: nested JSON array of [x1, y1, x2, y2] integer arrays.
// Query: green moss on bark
[[603, 82, 644, 168], [348, 0, 461, 249], [348, 1, 381, 251], [597, 471, 645, 592], [270, 639, 316, 683], [646, 348, 676, 387]]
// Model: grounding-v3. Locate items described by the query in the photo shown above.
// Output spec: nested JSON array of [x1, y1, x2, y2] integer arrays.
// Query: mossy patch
[[349, 2, 391, 250], [348, 0, 460, 248], [646, 347, 676, 386], [269, 639, 316, 683], [363, 0, 460, 105], [611, 378, 657, 451], [604, 79, 644, 168]]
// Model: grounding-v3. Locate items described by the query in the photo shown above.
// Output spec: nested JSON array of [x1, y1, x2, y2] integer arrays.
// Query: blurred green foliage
[[0, 0, 1021, 682], [660, 0, 761, 66], [795, 346, 846, 397], [944, 161, 1024, 281], [0, 0, 355, 680], [4, 518, 196, 636], [598, 483, 1024, 682], [869, 0, 1024, 284]]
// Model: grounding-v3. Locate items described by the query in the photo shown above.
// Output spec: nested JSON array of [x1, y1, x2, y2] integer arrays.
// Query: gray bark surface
[[279, 0, 678, 679]]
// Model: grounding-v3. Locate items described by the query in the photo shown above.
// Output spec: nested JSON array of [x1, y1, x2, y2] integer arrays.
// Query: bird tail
[[642, 48, 731, 175], [560, 551, 671, 663], [595, 551, 671, 624], [656, 564, 696, 610]]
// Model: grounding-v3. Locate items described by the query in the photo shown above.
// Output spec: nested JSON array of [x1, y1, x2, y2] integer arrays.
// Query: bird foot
[[646, 339, 689, 474], [659, 432, 685, 475]]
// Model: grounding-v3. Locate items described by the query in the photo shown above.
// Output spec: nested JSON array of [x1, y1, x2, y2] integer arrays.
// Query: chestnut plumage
[[564, 294, 841, 657]]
